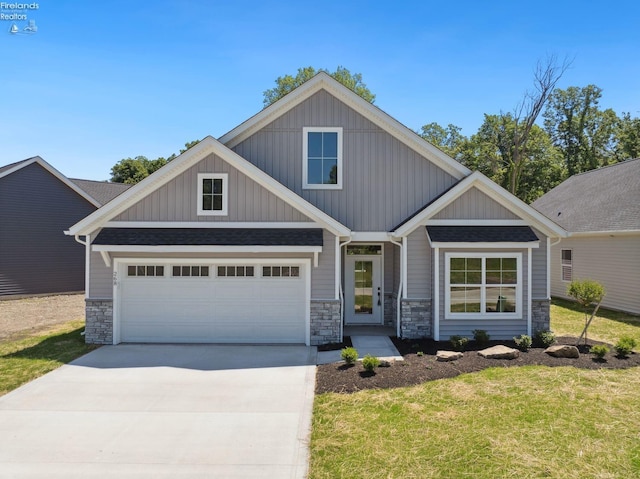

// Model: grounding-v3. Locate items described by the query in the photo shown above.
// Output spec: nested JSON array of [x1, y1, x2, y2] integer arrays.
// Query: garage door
[[117, 261, 307, 344]]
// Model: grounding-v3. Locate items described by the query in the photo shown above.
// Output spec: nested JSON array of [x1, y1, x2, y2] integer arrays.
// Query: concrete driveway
[[0, 344, 317, 478]]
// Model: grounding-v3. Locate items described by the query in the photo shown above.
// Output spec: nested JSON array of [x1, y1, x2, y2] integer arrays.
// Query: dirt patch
[[0, 294, 85, 342], [316, 336, 640, 394]]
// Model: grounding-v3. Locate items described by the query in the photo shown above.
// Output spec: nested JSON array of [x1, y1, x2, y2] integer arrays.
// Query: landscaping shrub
[[590, 344, 609, 359], [514, 334, 532, 351], [614, 336, 637, 358], [533, 330, 556, 348], [341, 347, 358, 365], [472, 329, 490, 346], [450, 335, 469, 352], [362, 354, 380, 372]]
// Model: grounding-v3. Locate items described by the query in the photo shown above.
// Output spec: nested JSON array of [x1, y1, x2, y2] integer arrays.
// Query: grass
[[0, 320, 97, 396], [310, 300, 640, 478]]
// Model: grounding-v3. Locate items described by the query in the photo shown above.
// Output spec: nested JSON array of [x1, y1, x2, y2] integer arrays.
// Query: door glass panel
[[354, 260, 373, 314]]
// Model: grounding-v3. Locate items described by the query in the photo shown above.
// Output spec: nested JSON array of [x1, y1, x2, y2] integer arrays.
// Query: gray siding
[[383, 242, 396, 293], [0, 163, 96, 296], [433, 187, 520, 220], [531, 227, 548, 299], [406, 228, 431, 298], [550, 235, 640, 315], [231, 90, 458, 231], [114, 153, 311, 223]]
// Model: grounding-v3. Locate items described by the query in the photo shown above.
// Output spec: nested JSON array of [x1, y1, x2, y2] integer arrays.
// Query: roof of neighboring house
[[92, 228, 325, 246], [0, 158, 31, 175], [532, 159, 640, 233], [426, 226, 539, 243], [69, 179, 132, 206]]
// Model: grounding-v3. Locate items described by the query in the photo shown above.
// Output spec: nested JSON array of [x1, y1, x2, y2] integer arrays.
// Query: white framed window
[[172, 265, 210, 277], [444, 253, 522, 320], [217, 266, 255, 277], [127, 265, 165, 277], [197, 173, 228, 216], [561, 249, 572, 282], [302, 127, 342, 189], [262, 266, 300, 278]]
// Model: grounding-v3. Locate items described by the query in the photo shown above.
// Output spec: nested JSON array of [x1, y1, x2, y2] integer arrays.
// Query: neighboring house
[[532, 159, 640, 315], [0, 157, 130, 297], [66, 72, 566, 346]]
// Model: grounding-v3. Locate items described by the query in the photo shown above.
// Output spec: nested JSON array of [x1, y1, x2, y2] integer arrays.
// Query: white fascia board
[[219, 72, 469, 180], [428, 241, 540, 249], [426, 219, 529, 226], [92, 245, 323, 254], [103, 221, 321, 229], [569, 230, 640, 237], [351, 232, 393, 242]]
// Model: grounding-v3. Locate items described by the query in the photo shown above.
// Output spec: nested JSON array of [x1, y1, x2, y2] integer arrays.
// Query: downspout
[[548, 237, 562, 300], [72, 234, 89, 336], [389, 237, 403, 338], [338, 236, 353, 342]]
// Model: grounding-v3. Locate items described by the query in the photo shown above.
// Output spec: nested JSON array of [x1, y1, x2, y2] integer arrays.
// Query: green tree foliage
[[567, 279, 606, 345], [110, 140, 200, 184], [544, 85, 620, 175], [615, 112, 640, 161], [263, 66, 375, 107], [419, 122, 465, 159]]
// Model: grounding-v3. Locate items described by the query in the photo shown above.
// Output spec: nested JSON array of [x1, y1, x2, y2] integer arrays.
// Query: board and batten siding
[[88, 229, 337, 300], [432, 187, 520, 220], [0, 163, 96, 296], [550, 235, 640, 315], [231, 90, 458, 231], [530, 227, 548, 299], [406, 228, 431, 298], [114, 153, 311, 223]]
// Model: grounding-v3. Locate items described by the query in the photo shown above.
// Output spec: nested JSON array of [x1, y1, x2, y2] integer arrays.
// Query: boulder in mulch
[[436, 350, 463, 362], [545, 344, 580, 358], [478, 345, 520, 359]]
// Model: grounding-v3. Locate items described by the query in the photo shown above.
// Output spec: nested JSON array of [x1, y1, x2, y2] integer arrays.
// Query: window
[[302, 127, 342, 189], [262, 266, 300, 278], [346, 244, 382, 255], [217, 266, 255, 277], [127, 265, 164, 277], [172, 266, 210, 277], [197, 173, 228, 216], [561, 249, 572, 282], [445, 253, 521, 319]]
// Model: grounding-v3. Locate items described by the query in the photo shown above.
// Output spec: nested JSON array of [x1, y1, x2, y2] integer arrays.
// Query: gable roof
[[0, 157, 101, 208], [70, 179, 132, 205], [66, 136, 351, 237], [532, 159, 640, 233], [218, 72, 470, 180], [392, 171, 567, 238]]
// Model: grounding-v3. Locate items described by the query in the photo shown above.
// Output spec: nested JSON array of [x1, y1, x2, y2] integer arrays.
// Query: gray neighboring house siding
[[0, 162, 96, 296]]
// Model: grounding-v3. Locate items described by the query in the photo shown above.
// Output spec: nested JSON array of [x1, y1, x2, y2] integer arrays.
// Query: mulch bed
[[316, 336, 640, 394]]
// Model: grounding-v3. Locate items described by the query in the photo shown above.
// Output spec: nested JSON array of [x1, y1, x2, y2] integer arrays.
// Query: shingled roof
[[532, 159, 640, 232], [426, 226, 539, 243], [70, 179, 131, 206]]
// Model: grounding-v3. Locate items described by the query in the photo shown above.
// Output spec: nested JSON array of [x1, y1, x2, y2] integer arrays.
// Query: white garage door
[[118, 262, 307, 344]]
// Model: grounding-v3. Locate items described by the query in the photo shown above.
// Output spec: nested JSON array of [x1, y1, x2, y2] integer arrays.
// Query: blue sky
[[2, 0, 639, 180]]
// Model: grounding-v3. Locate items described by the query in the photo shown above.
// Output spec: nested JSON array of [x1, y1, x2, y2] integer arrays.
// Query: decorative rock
[[436, 350, 463, 362], [478, 345, 520, 359], [545, 344, 580, 358], [379, 360, 392, 368]]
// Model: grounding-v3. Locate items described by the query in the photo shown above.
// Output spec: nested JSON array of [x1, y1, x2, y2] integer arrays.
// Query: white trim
[[428, 241, 539, 249], [0, 156, 101, 207], [569, 230, 640, 237], [351, 232, 392, 241], [402, 236, 408, 299], [66, 136, 350, 237], [302, 127, 343, 190], [444, 252, 523, 320], [527, 248, 532, 336], [334, 236, 340, 300], [85, 235, 91, 299], [426, 219, 529, 226], [100, 251, 111, 268], [344, 245, 384, 326], [103, 221, 320, 229], [92, 245, 322, 254], [546, 237, 551, 299], [218, 72, 469, 180], [197, 173, 228, 216], [433, 247, 440, 341]]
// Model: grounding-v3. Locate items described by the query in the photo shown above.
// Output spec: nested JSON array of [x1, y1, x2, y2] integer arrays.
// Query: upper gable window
[[197, 173, 228, 216], [302, 127, 342, 189]]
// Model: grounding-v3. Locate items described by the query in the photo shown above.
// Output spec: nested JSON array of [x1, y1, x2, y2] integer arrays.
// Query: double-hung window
[[302, 127, 342, 189], [445, 253, 522, 319], [197, 173, 228, 216], [561, 249, 572, 282]]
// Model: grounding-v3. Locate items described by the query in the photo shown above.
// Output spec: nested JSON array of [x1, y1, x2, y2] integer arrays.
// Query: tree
[[544, 85, 619, 176], [567, 279, 606, 346], [615, 112, 640, 161], [263, 66, 375, 107], [419, 122, 466, 159]]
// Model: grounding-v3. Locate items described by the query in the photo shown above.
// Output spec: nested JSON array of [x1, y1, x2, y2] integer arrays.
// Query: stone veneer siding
[[531, 299, 551, 333], [85, 299, 113, 344], [310, 300, 341, 345], [400, 299, 432, 339], [384, 293, 396, 329]]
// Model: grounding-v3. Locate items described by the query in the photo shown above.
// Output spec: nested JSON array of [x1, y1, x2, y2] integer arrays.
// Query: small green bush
[[341, 347, 358, 364], [533, 330, 556, 348], [416, 351, 424, 357], [472, 329, 490, 346], [450, 335, 469, 352], [614, 336, 637, 357], [590, 344, 609, 359], [362, 354, 380, 372], [514, 334, 532, 351]]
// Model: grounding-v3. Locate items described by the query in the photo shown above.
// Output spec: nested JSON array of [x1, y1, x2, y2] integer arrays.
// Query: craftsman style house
[[66, 73, 566, 345]]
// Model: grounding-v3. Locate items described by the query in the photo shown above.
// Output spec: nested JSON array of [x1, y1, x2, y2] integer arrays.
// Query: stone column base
[[400, 299, 432, 339], [310, 300, 341, 345], [85, 299, 113, 344]]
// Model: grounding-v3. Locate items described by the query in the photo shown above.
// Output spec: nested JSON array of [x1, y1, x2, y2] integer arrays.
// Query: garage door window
[[262, 266, 300, 278], [172, 266, 210, 277], [217, 266, 255, 277], [128, 265, 164, 277]]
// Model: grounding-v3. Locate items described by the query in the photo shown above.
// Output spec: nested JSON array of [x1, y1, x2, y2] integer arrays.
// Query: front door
[[345, 248, 383, 325]]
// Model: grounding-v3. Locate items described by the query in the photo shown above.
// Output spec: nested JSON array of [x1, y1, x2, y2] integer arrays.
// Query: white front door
[[345, 254, 383, 325]]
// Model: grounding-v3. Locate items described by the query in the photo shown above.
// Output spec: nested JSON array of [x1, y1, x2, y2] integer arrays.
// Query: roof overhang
[[569, 230, 640, 238], [426, 225, 540, 248]]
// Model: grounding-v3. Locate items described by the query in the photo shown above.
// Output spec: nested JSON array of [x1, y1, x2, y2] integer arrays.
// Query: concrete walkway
[[316, 335, 403, 365], [0, 344, 316, 479]]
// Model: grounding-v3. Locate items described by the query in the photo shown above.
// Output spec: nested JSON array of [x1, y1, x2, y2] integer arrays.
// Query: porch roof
[[426, 226, 539, 243]]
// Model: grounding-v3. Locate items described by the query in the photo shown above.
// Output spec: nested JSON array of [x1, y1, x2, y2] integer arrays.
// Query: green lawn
[[310, 300, 640, 479], [0, 320, 97, 396]]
